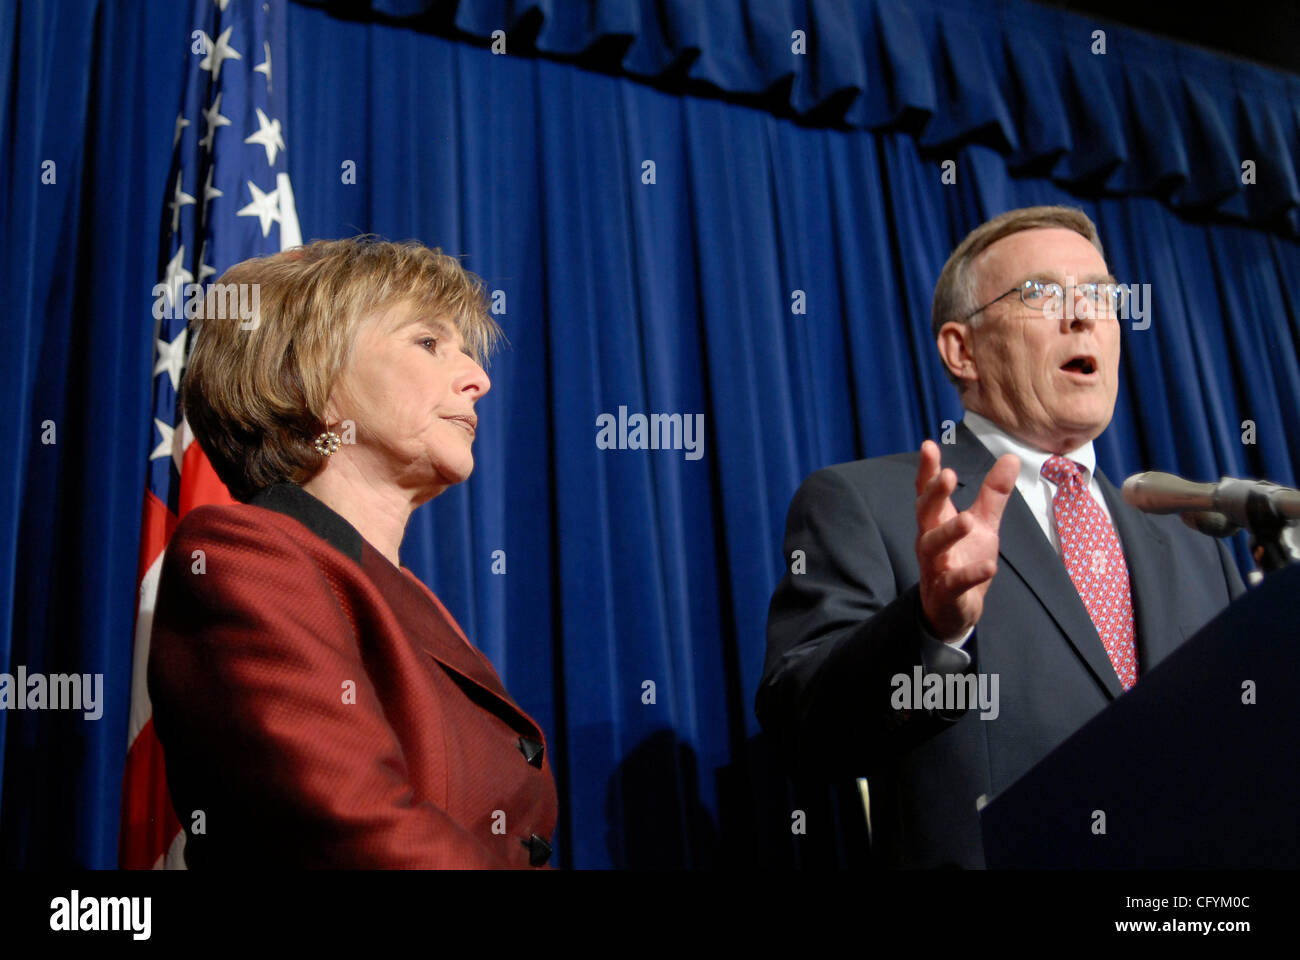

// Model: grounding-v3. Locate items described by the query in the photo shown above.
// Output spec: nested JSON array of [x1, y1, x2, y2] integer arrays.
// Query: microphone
[[1180, 510, 1241, 538], [1122, 472, 1300, 534]]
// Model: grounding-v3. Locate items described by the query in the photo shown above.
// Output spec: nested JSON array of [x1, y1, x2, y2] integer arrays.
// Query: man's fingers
[[918, 512, 972, 559], [916, 466, 957, 532], [915, 440, 940, 496], [933, 559, 998, 599], [970, 453, 1020, 528]]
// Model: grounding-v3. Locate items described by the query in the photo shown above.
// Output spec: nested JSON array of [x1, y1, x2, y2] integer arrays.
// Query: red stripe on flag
[[137, 489, 176, 587], [179, 441, 236, 516], [122, 489, 179, 868], [120, 443, 234, 868], [118, 717, 182, 870]]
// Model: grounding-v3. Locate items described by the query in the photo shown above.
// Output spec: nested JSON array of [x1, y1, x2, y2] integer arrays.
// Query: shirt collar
[[961, 409, 1098, 486]]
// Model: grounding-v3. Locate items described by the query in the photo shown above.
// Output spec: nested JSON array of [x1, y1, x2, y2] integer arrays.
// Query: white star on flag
[[202, 165, 223, 218], [149, 417, 176, 464], [154, 328, 188, 391], [198, 26, 242, 84], [173, 113, 190, 148], [161, 246, 193, 309], [197, 241, 217, 283], [200, 92, 232, 151], [255, 40, 272, 90], [244, 108, 285, 166], [237, 180, 281, 236], [169, 172, 196, 234]]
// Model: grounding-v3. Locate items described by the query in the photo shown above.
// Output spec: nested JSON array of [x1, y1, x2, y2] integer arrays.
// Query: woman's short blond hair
[[931, 206, 1106, 385], [182, 236, 503, 502]]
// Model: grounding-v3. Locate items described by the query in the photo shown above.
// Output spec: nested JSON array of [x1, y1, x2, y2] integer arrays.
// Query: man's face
[[960, 227, 1121, 453]]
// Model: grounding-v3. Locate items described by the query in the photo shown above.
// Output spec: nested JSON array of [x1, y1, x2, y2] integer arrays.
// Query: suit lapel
[[249, 481, 544, 735], [947, 423, 1124, 700], [396, 575, 506, 695], [372, 554, 543, 737], [1097, 471, 1175, 673]]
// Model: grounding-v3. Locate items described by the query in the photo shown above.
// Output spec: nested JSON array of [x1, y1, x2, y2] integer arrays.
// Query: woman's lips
[[445, 416, 477, 438]]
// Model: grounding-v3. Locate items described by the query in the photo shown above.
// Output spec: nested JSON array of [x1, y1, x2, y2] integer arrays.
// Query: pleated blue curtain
[[2, 0, 1297, 868], [0, 0, 195, 868]]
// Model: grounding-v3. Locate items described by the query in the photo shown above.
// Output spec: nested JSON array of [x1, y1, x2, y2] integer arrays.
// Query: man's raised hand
[[914, 440, 1020, 639]]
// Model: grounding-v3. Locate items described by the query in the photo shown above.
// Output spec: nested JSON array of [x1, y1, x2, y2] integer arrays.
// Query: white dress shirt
[[920, 410, 1119, 671], [962, 409, 1114, 551]]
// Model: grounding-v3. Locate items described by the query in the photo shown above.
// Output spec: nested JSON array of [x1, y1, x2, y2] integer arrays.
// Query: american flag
[[119, 0, 301, 870]]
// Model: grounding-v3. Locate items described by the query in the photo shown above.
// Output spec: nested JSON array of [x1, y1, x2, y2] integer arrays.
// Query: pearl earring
[[313, 430, 342, 456]]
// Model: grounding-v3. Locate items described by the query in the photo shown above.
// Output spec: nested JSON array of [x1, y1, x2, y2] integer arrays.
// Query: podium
[[980, 563, 1300, 868]]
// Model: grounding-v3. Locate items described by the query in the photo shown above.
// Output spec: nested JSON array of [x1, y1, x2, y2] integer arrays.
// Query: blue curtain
[[2, 0, 1297, 868]]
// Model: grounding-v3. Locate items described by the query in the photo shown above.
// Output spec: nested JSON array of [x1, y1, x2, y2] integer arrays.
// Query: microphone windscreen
[[1181, 510, 1240, 538]]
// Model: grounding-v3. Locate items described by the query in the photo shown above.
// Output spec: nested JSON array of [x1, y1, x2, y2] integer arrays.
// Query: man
[[756, 206, 1246, 869]]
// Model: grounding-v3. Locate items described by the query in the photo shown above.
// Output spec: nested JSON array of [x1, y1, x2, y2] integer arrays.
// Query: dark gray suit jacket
[[756, 422, 1246, 868]]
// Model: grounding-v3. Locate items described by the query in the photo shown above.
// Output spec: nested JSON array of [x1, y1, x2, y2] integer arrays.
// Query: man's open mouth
[[1060, 355, 1097, 375]]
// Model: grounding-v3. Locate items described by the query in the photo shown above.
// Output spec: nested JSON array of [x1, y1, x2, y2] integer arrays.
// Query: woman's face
[[327, 299, 491, 501]]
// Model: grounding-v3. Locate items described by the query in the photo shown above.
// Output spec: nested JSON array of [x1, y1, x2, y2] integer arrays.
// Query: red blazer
[[147, 482, 558, 868]]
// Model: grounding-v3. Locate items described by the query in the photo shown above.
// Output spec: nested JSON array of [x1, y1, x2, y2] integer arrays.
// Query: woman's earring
[[313, 430, 342, 456]]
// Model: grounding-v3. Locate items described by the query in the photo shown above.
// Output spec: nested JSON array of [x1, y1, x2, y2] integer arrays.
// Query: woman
[[147, 237, 556, 868]]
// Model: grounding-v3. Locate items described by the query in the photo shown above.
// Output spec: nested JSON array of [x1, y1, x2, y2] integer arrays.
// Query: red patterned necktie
[[1040, 455, 1138, 690]]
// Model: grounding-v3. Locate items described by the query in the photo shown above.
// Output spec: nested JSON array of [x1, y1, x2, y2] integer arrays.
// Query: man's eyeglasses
[[964, 279, 1125, 321]]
